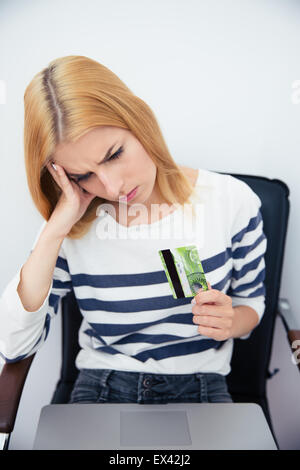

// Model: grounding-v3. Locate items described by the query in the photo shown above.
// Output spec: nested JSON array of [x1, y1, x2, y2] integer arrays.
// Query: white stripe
[[54, 266, 71, 281], [82, 301, 192, 324], [74, 280, 173, 300]]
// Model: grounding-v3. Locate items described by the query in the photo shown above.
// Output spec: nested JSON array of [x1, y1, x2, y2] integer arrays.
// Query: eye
[[75, 173, 92, 182], [72, 146, 124, 183], [108, 145, 123, 162]]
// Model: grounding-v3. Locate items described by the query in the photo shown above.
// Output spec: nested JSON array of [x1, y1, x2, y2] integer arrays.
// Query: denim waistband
[[69, 368, 232, 404]]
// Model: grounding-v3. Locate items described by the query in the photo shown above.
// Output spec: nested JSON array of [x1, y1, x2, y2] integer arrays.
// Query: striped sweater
[[0, 168, 267, 375]]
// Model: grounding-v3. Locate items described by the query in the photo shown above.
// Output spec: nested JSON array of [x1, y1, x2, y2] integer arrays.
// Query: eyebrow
[[65, 143, 117, 177]]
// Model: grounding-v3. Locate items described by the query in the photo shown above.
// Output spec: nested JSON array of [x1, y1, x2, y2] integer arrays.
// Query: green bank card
[[158, 245, 208, 299]]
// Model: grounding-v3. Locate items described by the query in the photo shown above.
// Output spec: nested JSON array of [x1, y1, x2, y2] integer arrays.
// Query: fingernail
[[191, 298, 196, 305], [51, 163, 57, 171]]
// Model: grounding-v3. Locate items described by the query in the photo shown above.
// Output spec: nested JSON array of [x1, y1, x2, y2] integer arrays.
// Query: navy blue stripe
[[56, 255, 70, 272], [78, 294, 190, 313], [134, 338, 225, 362], [229, 269, 266, 294], [232, 232, 266, 259], [0, 351, 29, 363], [213, 269, 232, 291], [230, 284, 266, 298], [247, 285, 266, 297], [49, 293, 62, 314], [201, 248, 232, 273], [88, 312, 195, 337], [53, 279, 73, 290], [44, 313, 51, 340], [232, 210, 262, 245], [87, 330, 196, 346], [232, 253, 264, 280], [71, 271, 167, 288], [93, 338, 225, 363], [113, 332, 187, 345]]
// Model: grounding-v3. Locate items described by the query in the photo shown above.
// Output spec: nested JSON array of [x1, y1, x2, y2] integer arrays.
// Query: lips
[[126, 186, 138, 201], [127, 187, 137, 197]]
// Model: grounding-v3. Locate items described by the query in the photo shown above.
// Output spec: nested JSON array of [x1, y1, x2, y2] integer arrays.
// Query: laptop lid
[[33, 403, 278, 450]]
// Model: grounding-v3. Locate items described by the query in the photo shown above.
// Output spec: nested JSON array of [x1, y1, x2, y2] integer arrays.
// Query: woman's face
[[52, 126, 160, 208]]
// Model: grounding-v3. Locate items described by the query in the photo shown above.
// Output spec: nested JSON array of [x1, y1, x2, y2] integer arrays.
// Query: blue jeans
[[68, 369, 233, 404]]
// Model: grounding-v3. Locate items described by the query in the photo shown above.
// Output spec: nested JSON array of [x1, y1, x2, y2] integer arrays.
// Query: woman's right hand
[[46, 161, 97, 237]]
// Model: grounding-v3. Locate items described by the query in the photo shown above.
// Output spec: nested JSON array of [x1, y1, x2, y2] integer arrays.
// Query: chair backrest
[[224, 173, 290, 399], [51, 173, 290, 405]]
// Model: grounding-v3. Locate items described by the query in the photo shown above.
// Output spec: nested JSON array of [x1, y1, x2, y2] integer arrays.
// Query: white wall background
[[0, 0, 299, 450]]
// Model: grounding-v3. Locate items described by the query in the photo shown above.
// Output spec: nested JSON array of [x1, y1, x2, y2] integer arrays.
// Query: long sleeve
[[0, 222, 73, 363], [227, 177, 267, 340]]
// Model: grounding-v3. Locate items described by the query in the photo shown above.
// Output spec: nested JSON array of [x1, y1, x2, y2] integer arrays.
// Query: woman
[[0, 55, 267, 405]]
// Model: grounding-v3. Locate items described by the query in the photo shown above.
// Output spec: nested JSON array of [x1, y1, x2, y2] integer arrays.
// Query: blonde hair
[[24, 55, 197, 239]]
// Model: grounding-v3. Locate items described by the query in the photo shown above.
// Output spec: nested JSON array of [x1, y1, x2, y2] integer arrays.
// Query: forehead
[[53, 126, 128, 163]]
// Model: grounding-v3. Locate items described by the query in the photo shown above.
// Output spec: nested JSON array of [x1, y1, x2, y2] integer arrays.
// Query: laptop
[[33, 402, 278, 450]]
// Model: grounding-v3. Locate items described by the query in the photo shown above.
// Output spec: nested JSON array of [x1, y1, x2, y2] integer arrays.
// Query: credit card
[[158, 245, 208, 299]]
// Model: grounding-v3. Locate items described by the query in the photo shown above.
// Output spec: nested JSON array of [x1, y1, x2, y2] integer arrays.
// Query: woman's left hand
[[191, 282, 235, 341]]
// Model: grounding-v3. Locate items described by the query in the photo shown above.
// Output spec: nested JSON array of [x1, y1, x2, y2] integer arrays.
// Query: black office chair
[[0, 173, 297, 451]]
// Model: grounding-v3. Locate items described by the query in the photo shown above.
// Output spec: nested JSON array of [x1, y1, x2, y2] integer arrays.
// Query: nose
[[95, 168, 125, 200]]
